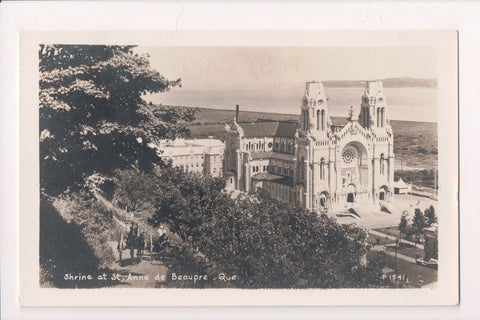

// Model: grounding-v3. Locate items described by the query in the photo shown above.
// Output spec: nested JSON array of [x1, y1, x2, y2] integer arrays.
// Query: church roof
[[236, 117, 349, 139], [250, 151, 295, 161], [238, 121, 298, 138], [251, 172, 294, 187]]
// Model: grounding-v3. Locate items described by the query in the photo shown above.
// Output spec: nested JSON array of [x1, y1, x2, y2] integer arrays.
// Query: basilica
[[224, 80, 395, 212]]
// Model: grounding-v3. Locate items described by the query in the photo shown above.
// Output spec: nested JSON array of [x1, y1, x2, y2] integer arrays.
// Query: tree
[[411, 208, 427, 247], [112, 169, 158, 213], [148, 168, 384, 288], [424, 205, 437, 226], [39, 45, 194, 195]]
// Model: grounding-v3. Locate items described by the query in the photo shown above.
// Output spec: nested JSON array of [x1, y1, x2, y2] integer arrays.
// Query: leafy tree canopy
[[39, 45, 194, 195], [424, 205, 437, 226], [399, 214, 408, 238], [147, 168, 381, 288]]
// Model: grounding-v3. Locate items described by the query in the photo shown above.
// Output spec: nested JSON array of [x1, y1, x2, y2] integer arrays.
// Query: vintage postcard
[[18, 30, 458, 306]]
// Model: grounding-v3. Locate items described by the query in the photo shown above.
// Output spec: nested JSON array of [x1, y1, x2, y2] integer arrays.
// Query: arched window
[[380, 154, 385, 175], [377, 108, 380, 127], [381, 108, 385, 127], [300, 157, 305, 181], [320, 158, 325, 180], [317, 110, 320, 130], [321, 110, 325, 131]]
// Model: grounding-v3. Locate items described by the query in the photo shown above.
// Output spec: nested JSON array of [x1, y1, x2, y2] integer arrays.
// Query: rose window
[[342, 148, 356, 164]]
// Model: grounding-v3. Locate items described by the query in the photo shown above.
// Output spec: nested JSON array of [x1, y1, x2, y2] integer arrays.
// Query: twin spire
[[300, 80, 387, 136]]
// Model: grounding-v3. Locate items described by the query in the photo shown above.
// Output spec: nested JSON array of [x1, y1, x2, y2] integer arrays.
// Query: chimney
[[235, 104, 240, 122]]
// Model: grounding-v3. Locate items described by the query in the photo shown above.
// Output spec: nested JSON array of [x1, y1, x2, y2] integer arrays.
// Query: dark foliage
[[40, 198, 98, 287], [394, 169, 438, 189], [39, 45, 194, 195], [147, 168, 386, 288]]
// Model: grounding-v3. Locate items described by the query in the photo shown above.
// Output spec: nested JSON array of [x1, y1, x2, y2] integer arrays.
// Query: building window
[[317, 110, 320, 130], [381, 107, 385, 127], [342, 148, 355, 165], [300, 157, 305, 181], [380, 154, 385, 175], [320, 158, 325, 180], [321, 110, 325, 131]]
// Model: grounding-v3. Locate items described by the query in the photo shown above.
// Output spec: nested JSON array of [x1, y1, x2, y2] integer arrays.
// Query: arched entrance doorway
[[346, 184, 356, 203], [379, 185, 390, 201], [319, 192, 329, 209], [347, 193, 355, 203]]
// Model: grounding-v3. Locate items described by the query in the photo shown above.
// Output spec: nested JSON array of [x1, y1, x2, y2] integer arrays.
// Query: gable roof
[[238, 121, 298, 138], [394, 178, 410, 188]]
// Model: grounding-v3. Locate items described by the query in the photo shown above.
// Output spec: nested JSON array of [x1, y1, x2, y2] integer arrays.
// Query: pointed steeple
[[300, 81, 330, 136], [359, 80, 388, 129]]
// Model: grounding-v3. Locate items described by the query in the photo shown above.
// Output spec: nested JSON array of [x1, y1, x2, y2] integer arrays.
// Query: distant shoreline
[[171, 105, 439, 125], [323, 77, 437, 88]]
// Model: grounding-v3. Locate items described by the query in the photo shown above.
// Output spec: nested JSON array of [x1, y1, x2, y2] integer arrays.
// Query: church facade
[[224, 80, 394, 212]]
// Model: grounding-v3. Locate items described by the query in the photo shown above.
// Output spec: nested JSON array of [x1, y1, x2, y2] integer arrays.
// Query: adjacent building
[[155, 138, 225, 177], [224, 80, 395, 212]]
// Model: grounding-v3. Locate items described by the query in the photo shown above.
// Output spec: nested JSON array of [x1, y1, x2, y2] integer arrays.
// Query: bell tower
[[359, 80, 388, 130], [299, 81, 330, 137]]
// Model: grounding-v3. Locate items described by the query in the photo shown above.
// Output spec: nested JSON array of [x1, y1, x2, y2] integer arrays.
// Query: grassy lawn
[[374, 226, 401, 238], [367, 232, 397, 246], [373, 227, 425, 246], [385, 243, 425, 259]]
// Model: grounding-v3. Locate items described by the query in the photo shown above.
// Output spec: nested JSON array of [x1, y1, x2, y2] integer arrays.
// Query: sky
[[135, 46, 437, 90], [133, 46, 438, 122]]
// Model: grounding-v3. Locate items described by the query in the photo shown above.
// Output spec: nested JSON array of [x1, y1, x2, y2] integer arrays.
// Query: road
[[369, 229, 424, 250], [371, 245, 417, 264]]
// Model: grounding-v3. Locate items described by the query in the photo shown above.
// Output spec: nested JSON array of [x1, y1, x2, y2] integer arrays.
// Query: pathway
[[371, 245, 417, 264], [369, 229, 424, 250]]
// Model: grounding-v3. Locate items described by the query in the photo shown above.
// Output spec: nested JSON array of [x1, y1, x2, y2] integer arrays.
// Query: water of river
[[150, 86, 437, 123]]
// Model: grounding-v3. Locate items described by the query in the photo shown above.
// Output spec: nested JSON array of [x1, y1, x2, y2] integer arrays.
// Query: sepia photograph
[[15, 30, 459, 307], [5, 0, 480, 317], [38, 45, 441, 290]]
